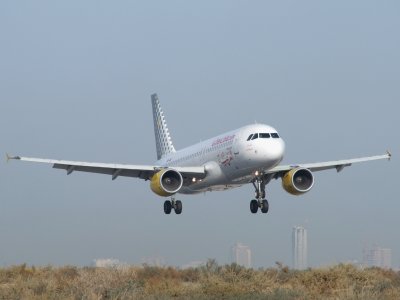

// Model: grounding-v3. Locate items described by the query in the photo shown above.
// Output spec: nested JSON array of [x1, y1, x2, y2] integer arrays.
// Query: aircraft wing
[[7, 155, 206, 181], [266, 151, 391, 177]]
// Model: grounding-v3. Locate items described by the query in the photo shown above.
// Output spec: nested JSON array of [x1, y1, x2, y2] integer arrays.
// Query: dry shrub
[[180, 267, 200, 282], [0, 263, 399, 299]]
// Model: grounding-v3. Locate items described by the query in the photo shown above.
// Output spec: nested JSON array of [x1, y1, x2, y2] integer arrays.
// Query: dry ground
[[0, 261, 399, 299]]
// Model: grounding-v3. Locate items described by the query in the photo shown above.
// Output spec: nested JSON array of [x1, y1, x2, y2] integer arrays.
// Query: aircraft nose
[[268, 139, 285, 162]]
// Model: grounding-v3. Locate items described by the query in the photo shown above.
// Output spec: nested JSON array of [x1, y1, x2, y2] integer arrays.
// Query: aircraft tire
[[175, 200, 182, 214], [261, 199, 269, 214], [164, 200, 172, 214], [250, 199, 258, 214]]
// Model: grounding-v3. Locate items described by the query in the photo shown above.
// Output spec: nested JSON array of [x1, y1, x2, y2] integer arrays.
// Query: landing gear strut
[[164, 198, 182, 215], [250, 174, 270, 214]]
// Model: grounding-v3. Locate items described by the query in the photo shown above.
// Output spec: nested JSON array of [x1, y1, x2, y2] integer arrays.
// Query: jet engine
[[282, 168, 314, 195], [150, 169, 183, 197]]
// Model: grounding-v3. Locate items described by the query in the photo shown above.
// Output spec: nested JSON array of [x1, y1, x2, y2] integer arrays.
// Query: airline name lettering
[[212, 135, 235, 147]]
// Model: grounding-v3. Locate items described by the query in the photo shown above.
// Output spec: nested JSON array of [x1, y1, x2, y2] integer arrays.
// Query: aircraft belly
[[179, 170, 244, 194], [179, 182, 243, 194]]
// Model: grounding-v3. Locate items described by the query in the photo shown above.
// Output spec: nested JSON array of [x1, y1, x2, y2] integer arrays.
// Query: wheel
[[164, 200, 172, 214], [174, 200, 182, 214], [261, 199, 269, 214], [250, 199, 258, 214]]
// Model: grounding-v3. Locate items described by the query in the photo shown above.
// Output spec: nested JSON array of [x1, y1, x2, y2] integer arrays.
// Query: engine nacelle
[[282, 168, 314, 195], [150, 169, 183, 197]]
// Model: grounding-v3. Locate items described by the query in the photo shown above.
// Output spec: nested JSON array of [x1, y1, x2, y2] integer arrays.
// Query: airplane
[[8, 94, 391, 215]]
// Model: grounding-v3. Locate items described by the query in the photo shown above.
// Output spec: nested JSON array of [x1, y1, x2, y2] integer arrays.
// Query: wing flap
[[52, 164, 149, 179]]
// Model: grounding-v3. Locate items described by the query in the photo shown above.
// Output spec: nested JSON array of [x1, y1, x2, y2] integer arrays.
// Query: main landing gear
[[250, 175, 269, 214], [164, 198, 182, 215]]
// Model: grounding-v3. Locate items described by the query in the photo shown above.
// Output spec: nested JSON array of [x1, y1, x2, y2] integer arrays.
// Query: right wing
[[266, 151, 391, 179], [7, 155, 206, 182]]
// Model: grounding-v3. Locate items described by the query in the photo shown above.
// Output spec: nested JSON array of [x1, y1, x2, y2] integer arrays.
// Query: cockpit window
[[260, 133, 271, 138], [251, 133, 259, 140], [271, 133, 279, 138], [247, 134, 253, 141]]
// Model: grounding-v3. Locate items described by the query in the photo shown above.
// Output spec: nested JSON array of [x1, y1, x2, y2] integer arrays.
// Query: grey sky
[[0, 1, 399, 268]]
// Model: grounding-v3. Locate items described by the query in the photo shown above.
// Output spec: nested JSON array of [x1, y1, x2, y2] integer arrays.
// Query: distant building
[[379, 248, 392, 269], [93, 258, 127, 268], [292, 226, 307, 270], [231, 242, 252, 268], [181, 261, 205, 269], [363, 245, 392, 269], [141, 256, 166, 267]]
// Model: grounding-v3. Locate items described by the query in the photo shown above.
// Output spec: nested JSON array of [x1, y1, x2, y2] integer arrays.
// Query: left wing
[[7, 155, 206, 181], [266, 151, 391, 178]]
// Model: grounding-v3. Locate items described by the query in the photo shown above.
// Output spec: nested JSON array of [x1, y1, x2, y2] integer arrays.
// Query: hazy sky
[[1, 1, 399, 268]]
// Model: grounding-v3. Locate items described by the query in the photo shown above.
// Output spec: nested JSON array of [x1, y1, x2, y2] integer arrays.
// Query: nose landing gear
[[250, 174, 270, 214]]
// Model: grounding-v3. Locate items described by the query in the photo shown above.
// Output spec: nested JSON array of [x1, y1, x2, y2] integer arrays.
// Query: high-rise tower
[[292, 226, 307, 270]]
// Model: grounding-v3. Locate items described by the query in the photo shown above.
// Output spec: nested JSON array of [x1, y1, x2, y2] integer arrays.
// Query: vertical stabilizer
[[151, 93, 176, 160]]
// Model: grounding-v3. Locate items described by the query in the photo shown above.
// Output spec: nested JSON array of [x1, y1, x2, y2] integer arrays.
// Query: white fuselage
[[157, 124, 285, 194]]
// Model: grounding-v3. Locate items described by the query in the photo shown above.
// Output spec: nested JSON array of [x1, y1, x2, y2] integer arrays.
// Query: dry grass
[[0, 261, 399, 299]]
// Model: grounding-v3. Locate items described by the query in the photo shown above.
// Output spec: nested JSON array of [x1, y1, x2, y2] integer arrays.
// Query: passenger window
[[247, 134, 253, 141], [271, 133, 279, 138], [251, 133, 259, 140], [260, 133, 270, 138]]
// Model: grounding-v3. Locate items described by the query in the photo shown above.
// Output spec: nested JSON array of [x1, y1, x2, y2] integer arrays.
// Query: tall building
[[363, 245, 392, 269], [292, 226, 308, 270], [231, 242, 252, 268]]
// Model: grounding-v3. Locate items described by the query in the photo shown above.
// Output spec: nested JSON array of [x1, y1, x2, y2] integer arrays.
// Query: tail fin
[[151, 93, 176, 160]]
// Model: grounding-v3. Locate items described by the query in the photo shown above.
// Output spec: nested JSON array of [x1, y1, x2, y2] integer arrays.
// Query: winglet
[[5, 153, 20, 162], [386, 150, 392, 161]]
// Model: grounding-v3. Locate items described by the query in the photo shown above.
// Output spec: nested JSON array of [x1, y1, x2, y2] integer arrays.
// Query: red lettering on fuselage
[[211, 135, 235, 147]]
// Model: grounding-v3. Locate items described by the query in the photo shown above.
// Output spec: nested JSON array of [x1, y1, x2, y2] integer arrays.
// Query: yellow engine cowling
[[150, 169, 183, 197], [282, 168, 314, 195]]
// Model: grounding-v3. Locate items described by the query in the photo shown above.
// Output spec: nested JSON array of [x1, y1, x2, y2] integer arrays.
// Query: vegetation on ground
[[0, 260, 399, 299]]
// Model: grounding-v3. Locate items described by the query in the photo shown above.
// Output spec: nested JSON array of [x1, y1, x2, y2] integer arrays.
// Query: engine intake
[[282, 168, 314, 195], [150, 169, 183, 197]]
